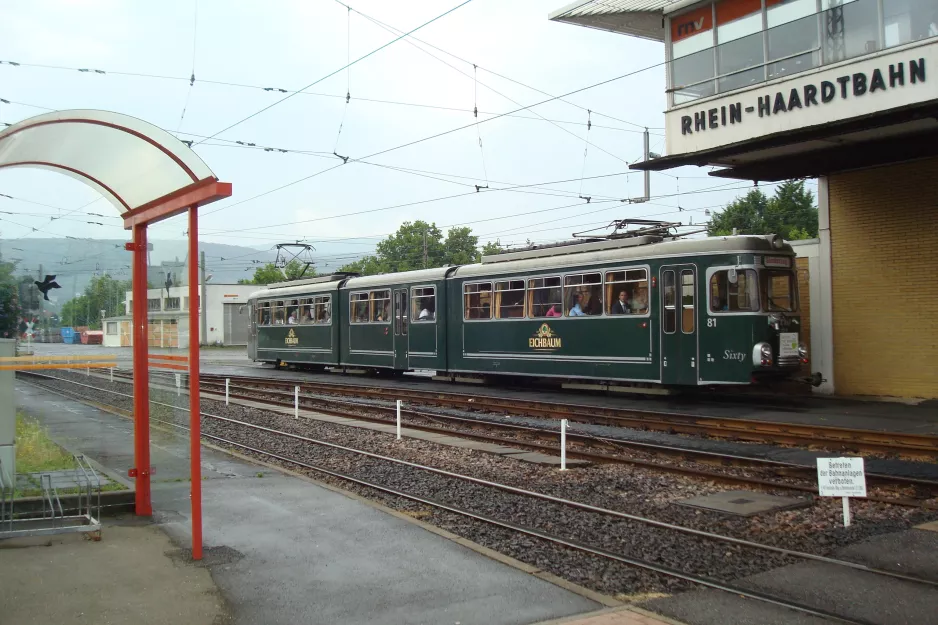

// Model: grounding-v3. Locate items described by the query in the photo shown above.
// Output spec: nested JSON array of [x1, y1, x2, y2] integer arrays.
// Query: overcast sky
[[0, 0, 815, 275]]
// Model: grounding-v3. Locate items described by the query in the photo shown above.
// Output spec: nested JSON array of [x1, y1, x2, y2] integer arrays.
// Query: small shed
[[80, 330, 104, 345]]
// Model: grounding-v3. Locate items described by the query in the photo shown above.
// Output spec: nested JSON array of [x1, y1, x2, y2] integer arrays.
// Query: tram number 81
[[707, 318, 717, 328]]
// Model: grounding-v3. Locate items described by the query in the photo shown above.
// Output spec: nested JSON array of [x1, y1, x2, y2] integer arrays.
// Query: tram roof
[[248, 279, 345, 300], [341, 266, 456, 290], [454, 234, 793, 279]]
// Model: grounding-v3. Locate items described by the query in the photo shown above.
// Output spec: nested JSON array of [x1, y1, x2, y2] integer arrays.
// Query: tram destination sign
[[666, 44, 936, 156], [817, 457, 866, 498]]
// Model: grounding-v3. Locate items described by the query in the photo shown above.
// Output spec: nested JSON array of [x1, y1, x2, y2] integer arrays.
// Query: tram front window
[[760, 270, 797, 312], [710, 269, 759, 312]]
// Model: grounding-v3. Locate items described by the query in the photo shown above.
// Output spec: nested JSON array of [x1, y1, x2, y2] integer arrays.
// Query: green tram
[[247, 233, 815, 389]]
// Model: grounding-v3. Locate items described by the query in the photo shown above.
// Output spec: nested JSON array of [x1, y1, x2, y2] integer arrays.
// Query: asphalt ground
[[14, 382, 603, 625]]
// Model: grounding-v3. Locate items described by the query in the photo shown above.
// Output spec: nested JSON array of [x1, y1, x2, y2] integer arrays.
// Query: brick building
[[551, 0, 937, 398]]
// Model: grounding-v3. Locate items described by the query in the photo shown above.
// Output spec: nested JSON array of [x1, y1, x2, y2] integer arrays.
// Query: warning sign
[[817, 457, 866, 497]]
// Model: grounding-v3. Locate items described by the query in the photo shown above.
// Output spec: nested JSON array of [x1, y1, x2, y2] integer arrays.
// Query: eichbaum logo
[[285, 328, 299, 345], [528, 323, 562, 350]]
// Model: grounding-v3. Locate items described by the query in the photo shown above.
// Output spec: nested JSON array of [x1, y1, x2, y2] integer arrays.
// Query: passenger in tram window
[[287, 310, 297, 325], [545, 304, 561, 317], [418, 300, 434, 321], [569, 293, 587, 317], [611, 290, 631, 315], [633, 289, 648, 313]]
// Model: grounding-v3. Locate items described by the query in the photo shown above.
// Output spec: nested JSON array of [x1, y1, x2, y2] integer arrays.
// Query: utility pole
[[37, 264, 43, 336], [423, 228, 428, 269], [643, 127, 650, 202], [199, 250, 207, 346]]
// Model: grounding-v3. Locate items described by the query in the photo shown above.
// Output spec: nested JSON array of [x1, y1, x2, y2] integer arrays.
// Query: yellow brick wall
[[795, 257, 811, 376], [829, 157, 938, 399]]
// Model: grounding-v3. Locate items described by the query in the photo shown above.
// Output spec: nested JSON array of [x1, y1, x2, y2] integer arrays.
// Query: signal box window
[[412, 287, 436, 322], [495, 280, 525, 319], [350, 292, 369, 323], [527, 277, 563, 318], [371, 290, 391, 323], [464, 283, 492, 320], [147, 298, 161, 312], [761, 270, 797, 312], [564, 273, 602, 317], [709, 269, 759, 312], [164, 297, 180, 311], [605, 269, 649, 315], [313, 295, 331, 324]]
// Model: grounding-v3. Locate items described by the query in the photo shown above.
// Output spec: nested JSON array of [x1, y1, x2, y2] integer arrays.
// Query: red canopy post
[[188, 206, 203, 560], [129, 223, 152, 516]]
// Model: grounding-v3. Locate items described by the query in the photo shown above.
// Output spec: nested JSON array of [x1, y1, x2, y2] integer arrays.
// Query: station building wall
[[828, 157, 938, 399]]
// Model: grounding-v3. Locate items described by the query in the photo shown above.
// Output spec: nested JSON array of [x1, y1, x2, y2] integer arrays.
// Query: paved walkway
[[0, 524, 227, 625], [15, 382, 604, 625]]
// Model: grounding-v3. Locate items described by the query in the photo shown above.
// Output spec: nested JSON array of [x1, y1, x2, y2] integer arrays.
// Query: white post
[[110, 367, 114, 383], [294, 386, 299, 419], [560, 419, 568, 471], [842, 496, 851, 527], [86, 364, 90, 376], [396, 400, 402, 440], [225, 378, 230, 406], [175, 372, 181, 396]]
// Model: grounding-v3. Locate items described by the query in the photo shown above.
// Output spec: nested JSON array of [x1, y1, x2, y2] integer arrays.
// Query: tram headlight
[[798, 342, 808, 364], [753, 342, 773, 367]]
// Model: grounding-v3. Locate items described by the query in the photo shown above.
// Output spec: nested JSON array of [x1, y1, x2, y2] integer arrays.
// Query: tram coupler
[[795, 372, 825, 387]]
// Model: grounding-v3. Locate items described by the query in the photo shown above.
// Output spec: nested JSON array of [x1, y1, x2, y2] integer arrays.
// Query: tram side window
[[495, 280, 525, 319], [256, 302, 271, 325], [286, 299, 300, 325], [663, 271, 677, 334], [681, 270, 695, 333], [605, 269, 649, 315], [761, 270, 797, 312], [298, 298, 313, 324], [412, 287, 436, 322], [709, 269, 759, 312], [313, 296, 332, 324], [350, 292, 369, 323], [464, 283, 492, 320], [272, 301, 285, 325], [564, 273, 602, 317], [527, 277, 563, 318], [371, 290, 391, 322]]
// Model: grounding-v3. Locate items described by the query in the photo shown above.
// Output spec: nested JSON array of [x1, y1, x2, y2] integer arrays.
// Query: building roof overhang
[[631, 101, 938, 181], [548, 0, 697, 41]]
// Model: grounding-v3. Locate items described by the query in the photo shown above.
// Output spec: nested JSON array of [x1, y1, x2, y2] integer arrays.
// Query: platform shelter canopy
[[549, 0, 691, 41], [0, 109, 217, 217]]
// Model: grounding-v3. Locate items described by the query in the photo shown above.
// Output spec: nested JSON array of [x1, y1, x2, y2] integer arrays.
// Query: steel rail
[[17, 370, 938, 592], [15, 375, 899, 623], [75, 370, 938, 506], [197, 371, 938, 458]]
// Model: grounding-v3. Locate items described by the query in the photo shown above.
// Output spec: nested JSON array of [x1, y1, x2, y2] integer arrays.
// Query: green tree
[[238, 263, 286, 285], [338, 255, 387, 277], [60, 274, 131, 329], [0, 254, 19, 338], [443, 227, 479, 265], [283, 259, 315, 280], [376, 220, 445, 272], [708, 180, 818, 240], [479, 239, 503, 257]]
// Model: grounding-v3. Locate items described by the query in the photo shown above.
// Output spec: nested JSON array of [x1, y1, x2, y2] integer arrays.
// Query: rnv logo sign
[[676, 18, 705, 37]]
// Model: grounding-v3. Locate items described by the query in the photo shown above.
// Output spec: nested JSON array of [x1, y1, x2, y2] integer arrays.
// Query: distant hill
[[0, 238, 276, 309]]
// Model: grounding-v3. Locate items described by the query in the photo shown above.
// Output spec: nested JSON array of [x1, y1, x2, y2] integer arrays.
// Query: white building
[[102, 283, 257, 348]]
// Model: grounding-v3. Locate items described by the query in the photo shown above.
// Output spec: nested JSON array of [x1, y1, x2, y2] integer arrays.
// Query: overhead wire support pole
[[643, 127, 650, 202], [188, 206, 203, 561]]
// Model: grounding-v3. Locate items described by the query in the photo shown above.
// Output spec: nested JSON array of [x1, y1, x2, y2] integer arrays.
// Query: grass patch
[[15, 412, 75, 474]]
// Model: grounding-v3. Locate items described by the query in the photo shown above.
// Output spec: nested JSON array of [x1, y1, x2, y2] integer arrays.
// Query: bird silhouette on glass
[[34, 275, 61, 301]]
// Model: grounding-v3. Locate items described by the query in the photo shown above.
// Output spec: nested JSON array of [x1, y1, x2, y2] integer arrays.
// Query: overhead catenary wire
[[333, 6, 352, 154], [176, 0, 199, 132], [193, 0, 475, 147]]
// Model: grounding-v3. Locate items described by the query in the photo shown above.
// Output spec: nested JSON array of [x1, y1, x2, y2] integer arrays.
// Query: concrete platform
[[14, 382, 605, 625], [0, 524, 227, 625]]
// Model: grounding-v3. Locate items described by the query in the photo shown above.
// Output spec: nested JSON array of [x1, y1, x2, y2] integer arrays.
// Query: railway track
[[184, 372, 938, 460], [17, 370, 937, 625], [31, 370, 938, 508]]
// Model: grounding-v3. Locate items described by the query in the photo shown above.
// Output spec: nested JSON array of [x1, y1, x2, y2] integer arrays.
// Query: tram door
[[393, 288, 409, 370], [659, 265, 698, 385]]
